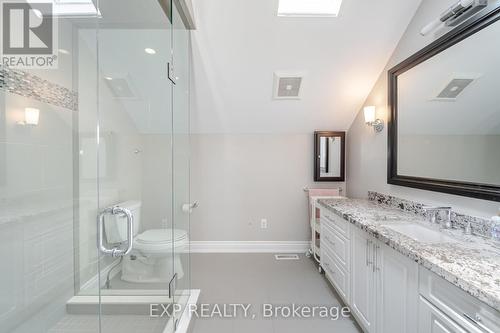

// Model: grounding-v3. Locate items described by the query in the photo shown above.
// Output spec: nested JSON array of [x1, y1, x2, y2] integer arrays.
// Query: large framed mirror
[[388, 5, 500, 201], [314, 131, 345, 182]]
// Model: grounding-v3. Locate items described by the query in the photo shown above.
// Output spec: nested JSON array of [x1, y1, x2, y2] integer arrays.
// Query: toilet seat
[[134, 229, 188, 254]]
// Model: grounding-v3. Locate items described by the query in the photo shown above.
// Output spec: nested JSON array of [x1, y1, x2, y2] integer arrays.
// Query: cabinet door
[[375, 242, 419, 333], [419, 296, 468, 333], [350, 228, 376, 332]]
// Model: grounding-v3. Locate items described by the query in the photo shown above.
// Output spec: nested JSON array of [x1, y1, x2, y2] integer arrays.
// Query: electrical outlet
[[260, 219, 268, 229]]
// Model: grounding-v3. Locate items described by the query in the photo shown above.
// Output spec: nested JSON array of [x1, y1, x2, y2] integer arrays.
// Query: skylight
[[53, 0, 100, 17], [277, 0, 343, 17]]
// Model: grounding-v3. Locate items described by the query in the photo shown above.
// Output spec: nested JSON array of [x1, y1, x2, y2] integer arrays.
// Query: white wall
[[190, 133, 345, 241], [141, 135, 172, 231], [398, 135, 500, 185], [190, 0, 421, 133], [346, 0, 500, 218]]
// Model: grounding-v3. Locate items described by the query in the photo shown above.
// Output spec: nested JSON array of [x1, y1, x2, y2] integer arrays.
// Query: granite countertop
[[318, 198, 500, 312]]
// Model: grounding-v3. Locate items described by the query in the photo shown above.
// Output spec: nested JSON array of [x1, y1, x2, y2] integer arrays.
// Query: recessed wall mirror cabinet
[[388, 6, 500, 201], [314, 131, 345, 182]]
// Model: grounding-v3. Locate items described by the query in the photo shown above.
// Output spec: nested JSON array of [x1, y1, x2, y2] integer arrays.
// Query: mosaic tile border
[[368, 191, 494, 237], [0, 68, 4, 89], [0, 66, 77, 111]]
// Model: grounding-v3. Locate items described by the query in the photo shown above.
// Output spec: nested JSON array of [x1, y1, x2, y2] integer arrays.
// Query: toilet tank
[[104, 200, 141, 244]]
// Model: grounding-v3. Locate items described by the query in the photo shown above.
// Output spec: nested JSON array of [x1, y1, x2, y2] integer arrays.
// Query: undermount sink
[[383, 223, 456, 243]]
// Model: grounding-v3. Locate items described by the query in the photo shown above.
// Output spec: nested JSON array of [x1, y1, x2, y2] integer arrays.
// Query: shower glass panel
[[91, 0, 179, 332], [0, 4, 98, 332], [1, 0, 190, 332], [172, 0, 191, 321]]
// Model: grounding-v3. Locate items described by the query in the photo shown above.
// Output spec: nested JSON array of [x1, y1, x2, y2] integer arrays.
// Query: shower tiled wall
[[0, 91, 75, 332], [0, 19, 79, 331]]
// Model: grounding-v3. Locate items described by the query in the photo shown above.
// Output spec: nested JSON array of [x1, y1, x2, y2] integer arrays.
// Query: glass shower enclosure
[[0, 0, 192, 332]]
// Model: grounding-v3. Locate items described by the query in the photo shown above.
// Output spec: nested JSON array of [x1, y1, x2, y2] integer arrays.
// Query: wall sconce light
[[363, 106, 384, 133], [18, 107, 40, 126]]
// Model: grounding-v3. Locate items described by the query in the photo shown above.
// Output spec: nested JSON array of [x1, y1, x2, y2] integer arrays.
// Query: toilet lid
[[136, 229, 187, 244]]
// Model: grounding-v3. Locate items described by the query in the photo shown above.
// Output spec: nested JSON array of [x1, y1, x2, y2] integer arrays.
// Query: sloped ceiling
[[190, 0, 422, 133]]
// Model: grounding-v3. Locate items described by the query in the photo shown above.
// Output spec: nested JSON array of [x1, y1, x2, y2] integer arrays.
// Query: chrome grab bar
[[97, 206, 134, 257]]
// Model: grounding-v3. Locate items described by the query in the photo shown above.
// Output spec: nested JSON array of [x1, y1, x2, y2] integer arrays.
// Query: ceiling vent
[[273, 72, 304, 100], [104, 75, 139, 99], [433, 74, 480, 101]]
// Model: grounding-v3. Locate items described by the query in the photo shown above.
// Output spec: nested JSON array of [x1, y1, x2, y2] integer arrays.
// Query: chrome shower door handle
[[97, 206, 134, 257]]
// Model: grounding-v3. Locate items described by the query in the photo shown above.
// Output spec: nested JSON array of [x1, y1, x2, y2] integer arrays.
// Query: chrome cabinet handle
[[323, 262, 334, 274], [462, 313, 494, 333], [373, 243, 376, 272], [373, 244, 380, 272], [97, 206, 134, 257], [324, 236, 335, 247], [366, 239, 372, 266]]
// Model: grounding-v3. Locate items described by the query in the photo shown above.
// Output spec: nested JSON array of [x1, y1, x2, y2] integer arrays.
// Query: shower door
[[172, 0, 192, 326], [91, 0, 178, 332], [0, 0, 189, 331]]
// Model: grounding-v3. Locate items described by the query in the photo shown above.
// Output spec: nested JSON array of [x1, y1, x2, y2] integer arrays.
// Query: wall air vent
[[273, 72, 304, 100]]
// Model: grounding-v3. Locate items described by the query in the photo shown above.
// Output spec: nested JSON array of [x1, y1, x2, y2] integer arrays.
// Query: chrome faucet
[[423, 206, 453, 229]]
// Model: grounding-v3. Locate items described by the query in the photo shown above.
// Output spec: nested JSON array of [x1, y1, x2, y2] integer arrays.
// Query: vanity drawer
[[321, 222, 350, 271], [321, 249, 350, 303], [320, 209, 350, 239], [419, 268, 500, 333]]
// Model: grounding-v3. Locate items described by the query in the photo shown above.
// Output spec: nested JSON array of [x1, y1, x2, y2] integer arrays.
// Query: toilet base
[[121, 252, 184, 283]]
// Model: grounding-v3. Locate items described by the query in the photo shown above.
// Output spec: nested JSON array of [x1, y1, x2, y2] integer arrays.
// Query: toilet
[[104, 200, 188, 283]]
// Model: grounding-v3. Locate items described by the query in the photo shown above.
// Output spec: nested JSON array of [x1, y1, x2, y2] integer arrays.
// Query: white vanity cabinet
[[319, 206, 500, 333], [350, 227, 376, 332], [320, 207, 419, 333], [320, 210, 351, 303], [350, 227, 419, 333], [418, 268, 500, 333], [375, 240, 419, 333]]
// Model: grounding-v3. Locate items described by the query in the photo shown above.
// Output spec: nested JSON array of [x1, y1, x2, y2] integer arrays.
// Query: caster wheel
[[305, 250, 312, 258], [318, 266, 323, 274]]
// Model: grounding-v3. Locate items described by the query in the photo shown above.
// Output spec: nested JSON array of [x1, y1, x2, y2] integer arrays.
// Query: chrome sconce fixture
[[363, 106, 384, 133], [420, 0, 487, 36]]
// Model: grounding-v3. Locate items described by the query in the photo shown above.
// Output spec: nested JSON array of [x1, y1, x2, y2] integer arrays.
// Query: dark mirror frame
[[314, 131, 345, 182], [387, 5, 500, 202]]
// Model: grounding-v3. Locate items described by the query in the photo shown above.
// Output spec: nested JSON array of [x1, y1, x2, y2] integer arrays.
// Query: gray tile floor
[[48, 315, 168, 333], [190, 253, 361, 333]]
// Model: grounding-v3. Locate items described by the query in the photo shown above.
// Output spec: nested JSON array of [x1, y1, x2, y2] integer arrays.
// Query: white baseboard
[[190, 241, 310, 253]]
